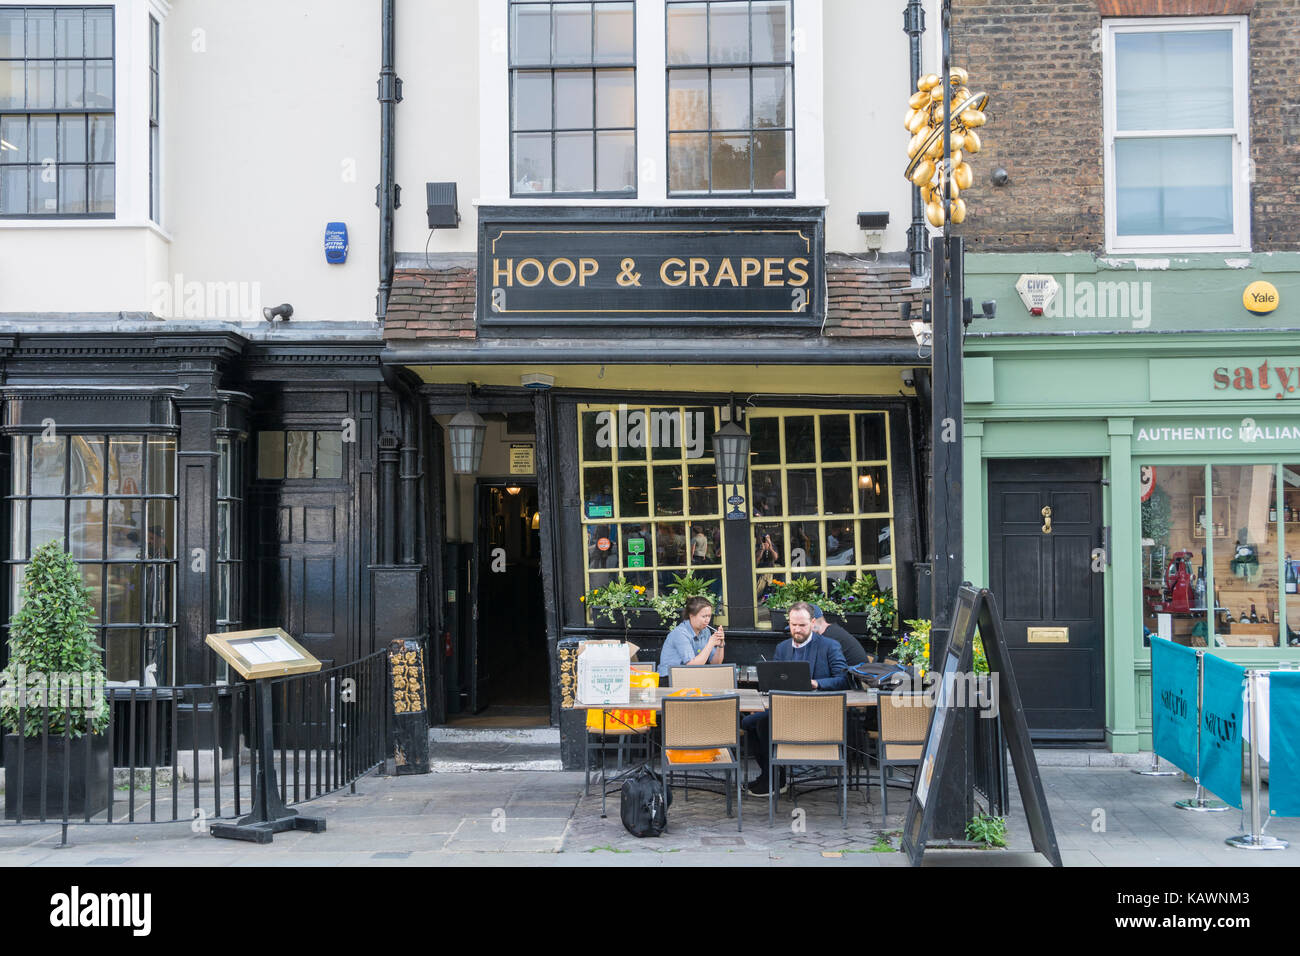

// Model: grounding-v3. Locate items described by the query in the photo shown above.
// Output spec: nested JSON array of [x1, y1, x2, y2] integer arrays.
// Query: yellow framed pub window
[[746, 410, 897, 625], [578, 404, 728, 621]]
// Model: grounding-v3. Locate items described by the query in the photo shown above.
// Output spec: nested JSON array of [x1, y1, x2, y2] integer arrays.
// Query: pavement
[[0, 742, 1297, 866]]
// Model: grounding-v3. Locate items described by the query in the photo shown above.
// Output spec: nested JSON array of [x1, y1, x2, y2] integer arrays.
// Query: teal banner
[[1151, 638, 1198, 774], [1269, 672, 1300, 818], [1200, 653, 1245, 808]]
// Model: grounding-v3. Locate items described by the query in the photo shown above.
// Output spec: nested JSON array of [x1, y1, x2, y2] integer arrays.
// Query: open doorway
[[463, 481, 548, 724]]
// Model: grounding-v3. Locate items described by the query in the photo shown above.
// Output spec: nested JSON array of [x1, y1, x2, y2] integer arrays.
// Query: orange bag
[[587, 671, 659, 731]]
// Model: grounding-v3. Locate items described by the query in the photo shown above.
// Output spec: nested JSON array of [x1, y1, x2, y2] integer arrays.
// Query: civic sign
[[1015, 274, 1060, 317], [477, 209, 824, 327]]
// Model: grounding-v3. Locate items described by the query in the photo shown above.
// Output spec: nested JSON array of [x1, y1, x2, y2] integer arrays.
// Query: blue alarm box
[[324, 222, 348, 264]]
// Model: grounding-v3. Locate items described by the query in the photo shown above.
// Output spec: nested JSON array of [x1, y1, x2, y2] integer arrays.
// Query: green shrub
[[0, 541, 109, 737]]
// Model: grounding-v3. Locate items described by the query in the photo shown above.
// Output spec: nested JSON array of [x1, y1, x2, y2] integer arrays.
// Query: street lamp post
[[902, 0, 992, 840]]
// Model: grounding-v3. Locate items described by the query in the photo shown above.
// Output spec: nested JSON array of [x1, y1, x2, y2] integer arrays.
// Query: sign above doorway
[[477, 207, 824, 328]]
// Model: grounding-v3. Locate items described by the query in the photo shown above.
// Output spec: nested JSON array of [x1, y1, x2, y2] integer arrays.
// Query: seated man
[[743, 601, 848, 796], [810, 604, 871, 667]]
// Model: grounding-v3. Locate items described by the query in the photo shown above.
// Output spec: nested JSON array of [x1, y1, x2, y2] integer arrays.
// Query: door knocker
[[1041, 506, 1053, 534]]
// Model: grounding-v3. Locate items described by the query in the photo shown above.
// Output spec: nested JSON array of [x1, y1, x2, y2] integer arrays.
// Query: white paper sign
[[576, 642, 630, 705]]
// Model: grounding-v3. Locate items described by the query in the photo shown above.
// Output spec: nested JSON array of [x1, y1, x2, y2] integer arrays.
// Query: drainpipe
[[376, 0, 402, 319], [903, 0, 927, 279]]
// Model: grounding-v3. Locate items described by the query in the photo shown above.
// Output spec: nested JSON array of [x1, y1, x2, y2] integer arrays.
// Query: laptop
[[756, 660, 812, 693]]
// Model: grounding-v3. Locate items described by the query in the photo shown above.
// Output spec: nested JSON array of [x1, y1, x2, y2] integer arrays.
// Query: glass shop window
[[256, 430, 344, 480], [7, 433, 177, 683], [578, 404, 725, 619], [1139, 462, 1300, 651]]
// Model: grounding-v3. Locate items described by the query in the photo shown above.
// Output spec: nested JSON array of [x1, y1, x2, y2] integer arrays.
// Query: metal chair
[[767, 691, 849, 828], [668, 664, 737, 690], [660, 694, 742, 831], [874, 691, 933, 818]]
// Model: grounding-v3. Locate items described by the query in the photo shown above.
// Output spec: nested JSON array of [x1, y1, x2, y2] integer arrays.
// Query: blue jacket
[[774, 633, 849, 691]]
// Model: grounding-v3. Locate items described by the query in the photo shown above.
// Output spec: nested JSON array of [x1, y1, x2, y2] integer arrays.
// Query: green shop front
[[961, 254, 1300, 752]]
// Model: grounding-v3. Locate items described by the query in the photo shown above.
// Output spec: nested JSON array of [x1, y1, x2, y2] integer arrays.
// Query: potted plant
[[892, 618, 990, 685], [763, 577, 838, 632], [580, 578, 657, 630], [893, 618, 931, 683], [649, 571, 721, 629], [830, 573, 897, 644], [1, 541, 112, 819]]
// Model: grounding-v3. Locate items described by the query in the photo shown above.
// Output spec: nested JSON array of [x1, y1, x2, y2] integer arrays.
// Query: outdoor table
[[572, 687, 878, 713], [572, 688, 878, 816]]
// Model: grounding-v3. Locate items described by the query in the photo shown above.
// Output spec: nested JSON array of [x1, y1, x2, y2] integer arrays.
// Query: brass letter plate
[[1027, 627, 1069, 643]]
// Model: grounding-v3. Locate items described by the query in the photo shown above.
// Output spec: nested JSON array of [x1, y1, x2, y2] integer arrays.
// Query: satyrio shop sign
[[1149, 358, 1300, 402], [1212, 360, 1300, 399]]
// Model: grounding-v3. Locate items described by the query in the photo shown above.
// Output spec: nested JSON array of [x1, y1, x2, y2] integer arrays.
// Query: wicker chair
[[767, 691, 849, 828], [875, 691, 933, 817], [660, 694, 742, 831], [668, 664, 737, 690]]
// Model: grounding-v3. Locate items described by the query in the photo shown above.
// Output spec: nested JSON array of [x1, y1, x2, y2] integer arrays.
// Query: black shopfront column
[[174, 366, 222, 684], [534, 389, 565, 727]]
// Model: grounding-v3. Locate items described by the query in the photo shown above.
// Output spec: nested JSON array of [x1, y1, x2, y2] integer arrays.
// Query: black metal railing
[[0, 647, 391, 835], [970, 683, 1008, 816]]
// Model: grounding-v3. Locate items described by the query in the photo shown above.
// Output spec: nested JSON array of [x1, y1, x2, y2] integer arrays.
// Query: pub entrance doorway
[[466, 481, 548, 720]]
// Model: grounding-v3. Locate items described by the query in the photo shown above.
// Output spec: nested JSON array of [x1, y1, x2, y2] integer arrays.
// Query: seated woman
[[656, 596, 725, 681]]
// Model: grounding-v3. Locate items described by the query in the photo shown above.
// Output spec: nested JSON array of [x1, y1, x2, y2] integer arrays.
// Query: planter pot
[[841, 612, 870, 635], [587, 607, 661, 630], [768, 609, 789, 632], [4, 731, 112, 820]]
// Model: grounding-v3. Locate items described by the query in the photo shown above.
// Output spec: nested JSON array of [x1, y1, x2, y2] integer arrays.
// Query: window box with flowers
[[763, 577, 839, 632], [580, 579, 658, 630], [830, 574, 897, 649]]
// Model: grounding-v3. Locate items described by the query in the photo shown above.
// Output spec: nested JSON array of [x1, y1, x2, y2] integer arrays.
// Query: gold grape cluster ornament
[[903, 67, 989, 227]]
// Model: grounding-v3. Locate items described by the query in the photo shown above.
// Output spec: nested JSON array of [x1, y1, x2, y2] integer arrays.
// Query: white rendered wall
[[822, 0, 939, 255], [162, 0, 380, 322]]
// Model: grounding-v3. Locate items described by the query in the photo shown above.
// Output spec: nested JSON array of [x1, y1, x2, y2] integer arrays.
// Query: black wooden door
[[988, 459, 1105, 740], [249, 489, 353, 668]]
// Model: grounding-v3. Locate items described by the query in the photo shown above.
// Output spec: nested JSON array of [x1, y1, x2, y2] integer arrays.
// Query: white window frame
[[1103, 16, 1250, 254], [0, 0, 168, 234], [480, 0, 825, 207]]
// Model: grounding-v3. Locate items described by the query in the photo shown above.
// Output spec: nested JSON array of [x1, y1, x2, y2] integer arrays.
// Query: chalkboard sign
[[901, 585, 1061, 867]]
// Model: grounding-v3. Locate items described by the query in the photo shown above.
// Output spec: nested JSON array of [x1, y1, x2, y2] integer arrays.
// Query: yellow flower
[[579, 596, 586, 603]]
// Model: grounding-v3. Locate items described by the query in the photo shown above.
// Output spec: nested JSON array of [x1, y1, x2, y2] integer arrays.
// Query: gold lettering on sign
[[493, 258, 513, 287], [516, 258, 544, 287], [578, 258, 598, 286], [764, 257, 785, 287], [547, 257, 576, 286], [740, 258, 761, 285], [689, 258, 709, 286], [787, 258, 809, 287], [660, 258, 687, 286], [713, 258, 739, 287]]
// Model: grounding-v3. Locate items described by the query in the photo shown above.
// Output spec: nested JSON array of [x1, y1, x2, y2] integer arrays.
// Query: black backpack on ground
[[620, 765, 670, 837]]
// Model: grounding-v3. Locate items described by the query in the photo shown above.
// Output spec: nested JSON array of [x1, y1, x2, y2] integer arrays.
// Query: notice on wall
[[509, 443, 535, 475]]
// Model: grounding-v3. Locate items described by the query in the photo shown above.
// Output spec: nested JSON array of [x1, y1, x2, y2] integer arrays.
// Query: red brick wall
[[951, 0, 1297, 252]]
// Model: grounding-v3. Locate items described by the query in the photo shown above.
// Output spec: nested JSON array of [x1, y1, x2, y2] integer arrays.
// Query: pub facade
[[0, 0, 943, 766]]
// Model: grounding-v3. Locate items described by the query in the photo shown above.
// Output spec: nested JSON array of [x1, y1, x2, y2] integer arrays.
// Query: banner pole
[[1135, 647, 1178, 776], [1227, 669, 1288, 850], [1176, 649, 1228, 812]]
